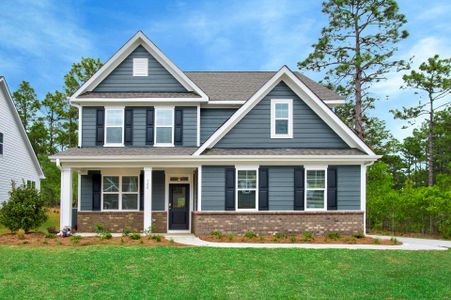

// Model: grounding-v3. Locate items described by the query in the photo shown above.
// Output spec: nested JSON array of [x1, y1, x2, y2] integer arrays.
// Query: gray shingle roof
[[52, 147, 198, 157], [185, 71, 343, 102], [203, 148, 365, 156], [78, 91, 200, 98]]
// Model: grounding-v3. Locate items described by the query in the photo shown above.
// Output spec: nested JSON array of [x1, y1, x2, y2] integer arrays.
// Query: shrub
[[95, 224, 105, 234], [303, 232, 314, 242], [122, 227, 132, 237], [0, 182, 47, 233], [373, 238, 381, 244], [47, 227, 58, 234], [45, 232, 56, 239], [70, 235, 82, 245], [143, 225, 155, 236], [130, 233, 141, 240], [290, 236, 297, 243], [151, 234, 162, 242], [100, 232, 112, 240], [169, 238, 174, 244], [327, 232, 340, 241], [273, 232, 287, 240], [210, 230, 223, 239], [244, 231, 257, 239], [390, 237, 399, 244], [16, 229, 25, 240], [227, 233, 235, 241], [344, 237, 357, 244], [352, 232, 365, 239]]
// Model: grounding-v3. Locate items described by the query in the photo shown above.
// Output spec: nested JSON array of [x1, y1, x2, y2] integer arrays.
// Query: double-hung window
[[305, 168, 327, 210], [236, 168, 258, 210], [154, 107, 174, 146], [271, 99, 293, 138], [102, 175, 139, 211], [105, 107, 124, 146]]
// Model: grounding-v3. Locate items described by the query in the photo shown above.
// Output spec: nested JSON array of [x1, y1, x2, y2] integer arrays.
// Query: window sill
[[154, 144, 175, 147], [104, 144, 125, 147], [270, 135, 293, 139]]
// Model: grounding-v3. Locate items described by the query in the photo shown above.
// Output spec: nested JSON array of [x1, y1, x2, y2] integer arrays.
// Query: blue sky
[[1, 0, 450, 140]]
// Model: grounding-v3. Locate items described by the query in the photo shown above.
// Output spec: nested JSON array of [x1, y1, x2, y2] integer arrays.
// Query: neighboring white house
[[0, 76, 45, 203]]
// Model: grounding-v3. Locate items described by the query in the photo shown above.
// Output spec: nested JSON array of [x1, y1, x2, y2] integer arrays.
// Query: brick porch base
[[191, 211, 364, 236], [77, 211, 168, 233]]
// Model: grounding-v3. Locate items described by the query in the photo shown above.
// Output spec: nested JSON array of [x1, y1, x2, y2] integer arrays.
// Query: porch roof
[[51, 147, 198, 158]]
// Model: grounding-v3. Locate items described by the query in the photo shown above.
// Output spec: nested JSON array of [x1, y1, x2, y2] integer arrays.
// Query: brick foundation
[[77, 211, 168, 233], [192, 211, 364, 236]]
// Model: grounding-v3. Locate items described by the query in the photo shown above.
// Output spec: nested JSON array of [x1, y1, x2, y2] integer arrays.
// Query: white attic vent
[[133, 58, 148, 76]]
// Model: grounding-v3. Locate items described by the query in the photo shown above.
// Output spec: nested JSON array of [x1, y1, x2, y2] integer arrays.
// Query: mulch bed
[[0, 232, 184, 247], [201, 234, 401, 245]]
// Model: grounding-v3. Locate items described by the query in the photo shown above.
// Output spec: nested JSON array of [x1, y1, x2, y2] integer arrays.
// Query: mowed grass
[[0, 246, 449, 299]]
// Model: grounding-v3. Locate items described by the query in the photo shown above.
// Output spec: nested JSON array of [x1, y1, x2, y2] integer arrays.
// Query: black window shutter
[[259, 167, 269, 210], [145, 108, 154, 145], [95, 108, 105, 146], [124, 108, 133, 146], [0, 132, 3, 154], [139, 171, 144, 211], [174, 107, 183, 146], [327, 167, 337, 210], [225, 167, 235, 211], [92, 173, 101, 211], [294, 166, 305, 210]]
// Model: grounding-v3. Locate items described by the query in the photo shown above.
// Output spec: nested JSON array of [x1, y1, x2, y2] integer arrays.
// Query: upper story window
[[305, 168, 327, 211], [105, 107, 124, 146], [236, 168, 258, 210], [154, 107, 174, 146], [271, 99, 293, 138], [0, 132, 3, 155], [133, 58, 148, 76]]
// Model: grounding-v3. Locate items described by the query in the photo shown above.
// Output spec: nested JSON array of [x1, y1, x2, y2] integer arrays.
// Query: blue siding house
[[51, 32, 379, 235]]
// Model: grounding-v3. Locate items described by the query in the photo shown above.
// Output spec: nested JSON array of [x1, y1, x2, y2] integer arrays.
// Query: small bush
[[227, 233, 235, 241], [47, 227, 58, 234], [210, 230, 223, 239], [259, 235, 264, 241], [143, 225, 156, 236], [95, 224, 105, 234], [169, 238, 174, 244], [56, 240, 62, 245], [390, 237, 399, 244], [70, 235, 82, 245], [16, 229, 25, 240], [303, 232, 314, 242], [130, 233, 141, 240], [99, 232, 112, 240], [0, 182, 47, 233], [122, 227, 132, 237], [352, 232, 365, 239], [290, 236, 297, 243], [151, 234, 162, 242], [244, 231, 257, 239], [273, 232, 287, 240], [45, 232, 56, 239], [344, 237, 357, 244], [43, 238, 48, 245], [327, 232, 340, 241], [373, 238, 381, 244]]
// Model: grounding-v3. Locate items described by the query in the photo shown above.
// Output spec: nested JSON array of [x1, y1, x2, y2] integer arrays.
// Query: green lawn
[[0, 246, 449, 299]]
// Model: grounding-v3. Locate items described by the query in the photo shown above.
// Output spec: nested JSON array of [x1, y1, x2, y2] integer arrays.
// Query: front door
[[169, 184, 190, 230]]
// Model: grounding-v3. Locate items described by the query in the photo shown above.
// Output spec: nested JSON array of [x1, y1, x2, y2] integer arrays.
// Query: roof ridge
[[184, 71, 277, 73]]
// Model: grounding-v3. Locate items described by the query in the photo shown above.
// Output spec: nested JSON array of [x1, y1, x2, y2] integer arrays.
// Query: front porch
[[59, 166, 199, 233]]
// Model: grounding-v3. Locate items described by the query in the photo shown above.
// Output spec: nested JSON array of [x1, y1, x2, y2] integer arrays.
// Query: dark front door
[[169, 184, 190, 230]]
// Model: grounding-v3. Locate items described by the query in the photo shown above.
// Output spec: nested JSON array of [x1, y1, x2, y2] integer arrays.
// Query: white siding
[[0, 84, 42, 203]]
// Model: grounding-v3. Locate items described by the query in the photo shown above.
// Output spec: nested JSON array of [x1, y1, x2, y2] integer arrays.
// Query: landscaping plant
[[0, 182, 47, 233]]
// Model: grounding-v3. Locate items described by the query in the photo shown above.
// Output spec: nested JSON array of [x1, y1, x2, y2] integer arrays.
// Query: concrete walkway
[[165, 234, 450, 251]]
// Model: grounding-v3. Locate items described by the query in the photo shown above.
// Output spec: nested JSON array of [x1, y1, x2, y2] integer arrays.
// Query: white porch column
[[60, 167, 72, 231], [143, 167, 153, 231], [197, 166, 202, 211]]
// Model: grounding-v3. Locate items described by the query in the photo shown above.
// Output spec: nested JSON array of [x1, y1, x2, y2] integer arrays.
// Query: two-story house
[[0, 76, 45, 203], [51, 32, 379, 235]]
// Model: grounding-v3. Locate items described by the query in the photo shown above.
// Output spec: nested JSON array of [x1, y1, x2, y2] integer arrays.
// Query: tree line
[[10, 0, 450, 237]]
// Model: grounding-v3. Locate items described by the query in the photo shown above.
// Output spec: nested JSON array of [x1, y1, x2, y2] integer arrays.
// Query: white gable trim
[[71, 31, 208, 102], [0, 77, 45, 179], [194, 66, 376, 157]]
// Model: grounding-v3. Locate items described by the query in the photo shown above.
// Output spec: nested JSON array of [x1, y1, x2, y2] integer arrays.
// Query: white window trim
[[133, 58, 149, 76], [101, 175, 140, 212], [235, 166, 259, 211], [270, 99, 293, 139], [304, 166, 327, 211], [104, 106, 125, 147], [154, 106, 175, 147]]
